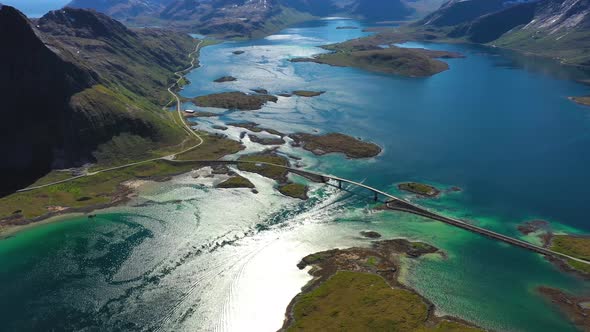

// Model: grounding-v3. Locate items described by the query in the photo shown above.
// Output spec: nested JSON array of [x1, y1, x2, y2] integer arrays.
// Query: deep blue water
[[184, 19, 590, 232]]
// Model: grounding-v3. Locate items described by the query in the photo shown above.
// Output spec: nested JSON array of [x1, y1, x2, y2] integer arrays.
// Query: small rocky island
[[215, 175, 255, 189], [191, 92, 278, 110], [248, 134, 285, 145], [538, 286, 590, 331], [398, 182, 440, 197], [290, 40, 463, 77], [517, 220, 550, 235], [290, 133, 381, 159], [292, 90, 325, 97], [237, 151, 309, 200], [281, 239, 481, 331], [228, 122, 285, 137], [214, 76, 237, 83], [569, 96, 590, 107]]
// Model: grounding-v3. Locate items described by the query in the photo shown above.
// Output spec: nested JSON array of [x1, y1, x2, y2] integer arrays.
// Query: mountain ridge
[[0, 5, 194, 192]]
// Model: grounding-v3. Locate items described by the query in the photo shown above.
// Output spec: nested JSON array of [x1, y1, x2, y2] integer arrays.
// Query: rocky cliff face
[[67, 0, 174, 20], [419, 0, 590, 65], [420, 0, 515, 26], [68, 0, 429, 37], [0, 6, 192, 192], [280, 0, 413, 20], [0, 5, 97, 192]]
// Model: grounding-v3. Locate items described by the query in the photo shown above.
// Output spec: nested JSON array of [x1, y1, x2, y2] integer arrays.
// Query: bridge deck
[[191, 159, 590, 266]]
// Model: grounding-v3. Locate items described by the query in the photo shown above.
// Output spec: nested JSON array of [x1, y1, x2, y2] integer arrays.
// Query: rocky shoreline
[[281, 238, 481, 331], [290, 132, 381, 159]]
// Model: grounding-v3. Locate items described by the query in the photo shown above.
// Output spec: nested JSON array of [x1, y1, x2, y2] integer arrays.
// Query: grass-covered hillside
[[0, 5, 195, 192]]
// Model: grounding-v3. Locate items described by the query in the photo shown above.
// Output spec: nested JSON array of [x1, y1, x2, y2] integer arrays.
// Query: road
[[11, 39, 590, 269], [181, 159, 590, 267], [18, 40, 206, 193]]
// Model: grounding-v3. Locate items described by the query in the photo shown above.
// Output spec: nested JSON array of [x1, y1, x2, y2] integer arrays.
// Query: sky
[[1, 0, 71, 17]]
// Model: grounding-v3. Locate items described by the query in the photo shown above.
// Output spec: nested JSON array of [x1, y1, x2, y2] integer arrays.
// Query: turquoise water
[[2, 18, 590, 331]]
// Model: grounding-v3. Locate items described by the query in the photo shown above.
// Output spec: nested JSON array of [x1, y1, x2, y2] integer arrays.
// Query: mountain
[[0, 5, 194, 192], [66, 0, 174, 20], [67, 0, 438, 38], [420, 0, 518, 26], [280, 0, 414, 21], [416, 0, 590, 66]]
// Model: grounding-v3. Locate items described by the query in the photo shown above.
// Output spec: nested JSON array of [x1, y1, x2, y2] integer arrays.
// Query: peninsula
[[398, 182, 440, 197], [291, 40, 463, 77], [214, 76, 237, 83], [290, 133, 381, 159], [281, 239, 481, 331], [191, 92, 278, 110]]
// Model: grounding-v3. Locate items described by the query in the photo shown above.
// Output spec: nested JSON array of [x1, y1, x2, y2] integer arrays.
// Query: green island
[[292, 90, 325, 97], [282, 239, 481, 331], [398, 182, 441, 197], [214, 76, 237, 83], [278, 183, 309, 200], [569, 96, 590, 107], [235, 152, 311, 200], [184, 111, 220, 118], [550, 235, 590, 275], [290, 133, 382, 159], [237, 152, 291, 183], [0, 134, 245, 233], [191, 91, 278, 110], [252, 88, 269, 94], [290, 39, 463, 77], [360, 230, 382, 239], [248, 134, 286, 145], [228, 122, 285, 136], [216, 175, 255, 189]]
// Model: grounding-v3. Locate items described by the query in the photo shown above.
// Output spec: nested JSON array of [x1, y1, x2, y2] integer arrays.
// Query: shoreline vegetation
[[398, 182, 440, 197], [281, 239, 482, 331], [190, 91, 278, 110], [290, 37, 464, 77], [214, 76, 237, 83], [236, 151, 309, 200], [290, 133, 381, 159], [514, 220, 590, 277], [569, 96, 590, 107]]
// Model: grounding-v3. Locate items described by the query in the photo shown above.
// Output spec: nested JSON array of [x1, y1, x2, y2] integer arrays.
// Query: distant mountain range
[[0, 5, 193, 191], [66, 0, 445, 38], [415, 0, 590, 66]]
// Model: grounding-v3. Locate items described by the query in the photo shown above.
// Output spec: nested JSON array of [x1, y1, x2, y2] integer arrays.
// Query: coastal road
[[11, 39, 590, 270], [182, 159, 590, 267], [18, 40, 206, 193]]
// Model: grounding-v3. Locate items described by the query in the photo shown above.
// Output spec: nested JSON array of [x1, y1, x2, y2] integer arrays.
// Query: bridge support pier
[[338, 180, 342, 189], [374, 192, 378, 202]]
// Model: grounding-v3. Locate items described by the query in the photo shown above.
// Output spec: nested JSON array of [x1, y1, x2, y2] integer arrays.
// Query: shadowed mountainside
[[67, 0, 444, 38], [0, 6, 194, 192], [412, 0, 590, 66]]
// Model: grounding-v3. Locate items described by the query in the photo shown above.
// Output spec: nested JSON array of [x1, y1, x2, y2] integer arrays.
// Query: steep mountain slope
[[416, 0, 590, 66], [420, 0, 516, 26], [67, 0, 440, 38], [67, 0, 174, 20], [491, 0, 590, 65], [0, 6, 194, 192], [281, 0, 413, 20]]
